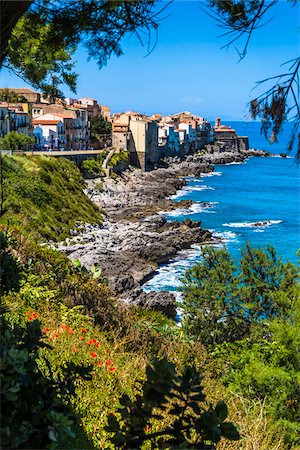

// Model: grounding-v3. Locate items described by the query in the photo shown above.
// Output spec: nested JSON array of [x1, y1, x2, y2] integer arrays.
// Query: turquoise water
[[143, 122, 300, 294]]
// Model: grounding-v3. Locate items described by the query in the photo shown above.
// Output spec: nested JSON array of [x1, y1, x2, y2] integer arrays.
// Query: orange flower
[[25, 311, 31, 316], [107, 412, 115, 416], [32, 312, 38, 319], [109, 367, 116, 373], [98, 361, 102, 367], [73, 348, 78, 353], [81, 328, 87, 333], [145, 425, 151, 433], [90, 352, 97, 358], [42, 327, 50, 333], [79, 336, 84, 340], [105, 359, 113, 366]]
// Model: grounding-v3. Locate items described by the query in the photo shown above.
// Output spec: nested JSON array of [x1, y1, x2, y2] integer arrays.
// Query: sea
[[143, 121, 300, 296]]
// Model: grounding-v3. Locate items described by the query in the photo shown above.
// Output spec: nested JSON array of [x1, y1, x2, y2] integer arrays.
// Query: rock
[[53, 148, 257, 315], [123, 289, 177, 320]]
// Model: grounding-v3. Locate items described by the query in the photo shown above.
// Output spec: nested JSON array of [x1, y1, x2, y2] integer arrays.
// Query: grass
[[0, 155, 103, 241]]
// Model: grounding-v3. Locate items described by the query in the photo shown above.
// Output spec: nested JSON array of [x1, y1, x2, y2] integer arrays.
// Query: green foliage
[[180, 244, 298, 345], [81, 158, 104, 176], [0, 132, 34, 151], [106, 358, 239, 449], [0, 155, 103, 240], [90, 115, 112, 140], [0, 315, 92, 449], [4, 1, 160, 97], [108, 150, 129, 168], [7, 15, 77, 98], [181, 244, 300, 445], [212, 294, 300, 444]]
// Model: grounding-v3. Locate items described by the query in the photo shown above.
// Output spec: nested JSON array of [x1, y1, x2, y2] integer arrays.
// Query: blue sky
[[0, 1, 299, 120]]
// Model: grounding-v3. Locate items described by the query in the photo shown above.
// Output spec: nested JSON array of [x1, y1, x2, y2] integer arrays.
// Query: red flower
[[42, 327, 50, 333], [88, 338, 99, 347], [105, 359, 113, 366], [25, 311, 31, 316], [109, 367, 116, 373], [32, 313, 38, 319], [90, 352, 97, 358], [73, 348, 78, 353], [81, 328, 87, 333]]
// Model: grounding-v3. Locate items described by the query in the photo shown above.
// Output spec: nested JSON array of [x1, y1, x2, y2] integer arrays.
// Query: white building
[[32, 115, 65, 150]]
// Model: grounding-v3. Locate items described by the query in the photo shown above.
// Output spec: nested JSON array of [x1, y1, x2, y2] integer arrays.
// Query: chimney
[[215, 117, 221, 127]]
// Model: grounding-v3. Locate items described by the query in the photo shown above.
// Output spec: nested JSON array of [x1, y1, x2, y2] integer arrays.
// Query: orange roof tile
[[33, 119, 61, 125]]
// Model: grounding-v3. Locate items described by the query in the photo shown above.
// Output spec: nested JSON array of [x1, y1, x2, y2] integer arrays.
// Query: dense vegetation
[[0, 132, 35, 152], [81, 150, 129, 177], [181, 245, 300, 446], [0, 155, 103, 240], [1, 156, 299, 449], [1, 230, 241, 449]]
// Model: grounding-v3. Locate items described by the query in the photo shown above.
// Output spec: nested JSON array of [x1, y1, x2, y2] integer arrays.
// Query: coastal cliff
[[55, 148, 268, 316]]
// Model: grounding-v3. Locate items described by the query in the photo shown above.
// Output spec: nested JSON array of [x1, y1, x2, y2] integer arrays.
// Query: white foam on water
[[160, 201, 218, 218], [270, 154, 294, 159], [223, 220, 283, 229], [189, 185, 215, 191], [212, 230, 239, 243], [201, 171, 222, 177], [169, 184, 215, 199], [143, 246, 203, 293], [224, 161, 244, 165]]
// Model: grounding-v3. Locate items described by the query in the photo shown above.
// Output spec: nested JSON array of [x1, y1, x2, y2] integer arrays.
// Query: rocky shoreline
[[55, 148, 270, 318]]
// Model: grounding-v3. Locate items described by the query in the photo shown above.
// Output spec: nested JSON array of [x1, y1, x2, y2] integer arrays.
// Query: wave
[[170, 184, 215, 199], [212, 230, 239, 243], [224, 161, 244, 165], [223, 220, 283, 228], [270, 154, 294, 159], [143, 246, 203, 292], [160, 201, 218, 218], [201, 171, 222, 177]]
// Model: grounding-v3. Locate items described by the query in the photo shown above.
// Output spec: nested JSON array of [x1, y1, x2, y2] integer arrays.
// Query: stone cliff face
[[54, 148, 269, 318]]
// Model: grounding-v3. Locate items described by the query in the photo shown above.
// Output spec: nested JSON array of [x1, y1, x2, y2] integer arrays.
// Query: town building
[[0, 102, 32, 137], [112, 112, 160, 170], [214, 118, 249, 152], [32, 108, 90, 150], [7, 88, 41, 103]]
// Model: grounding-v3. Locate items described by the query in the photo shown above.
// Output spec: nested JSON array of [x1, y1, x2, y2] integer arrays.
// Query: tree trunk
[[0, 0, 33, 66]]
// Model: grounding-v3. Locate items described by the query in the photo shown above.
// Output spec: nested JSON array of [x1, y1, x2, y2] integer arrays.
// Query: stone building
[[8, 88, 41, 103], [112, 112, 159, 171], [214, 118, 249, 152]]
